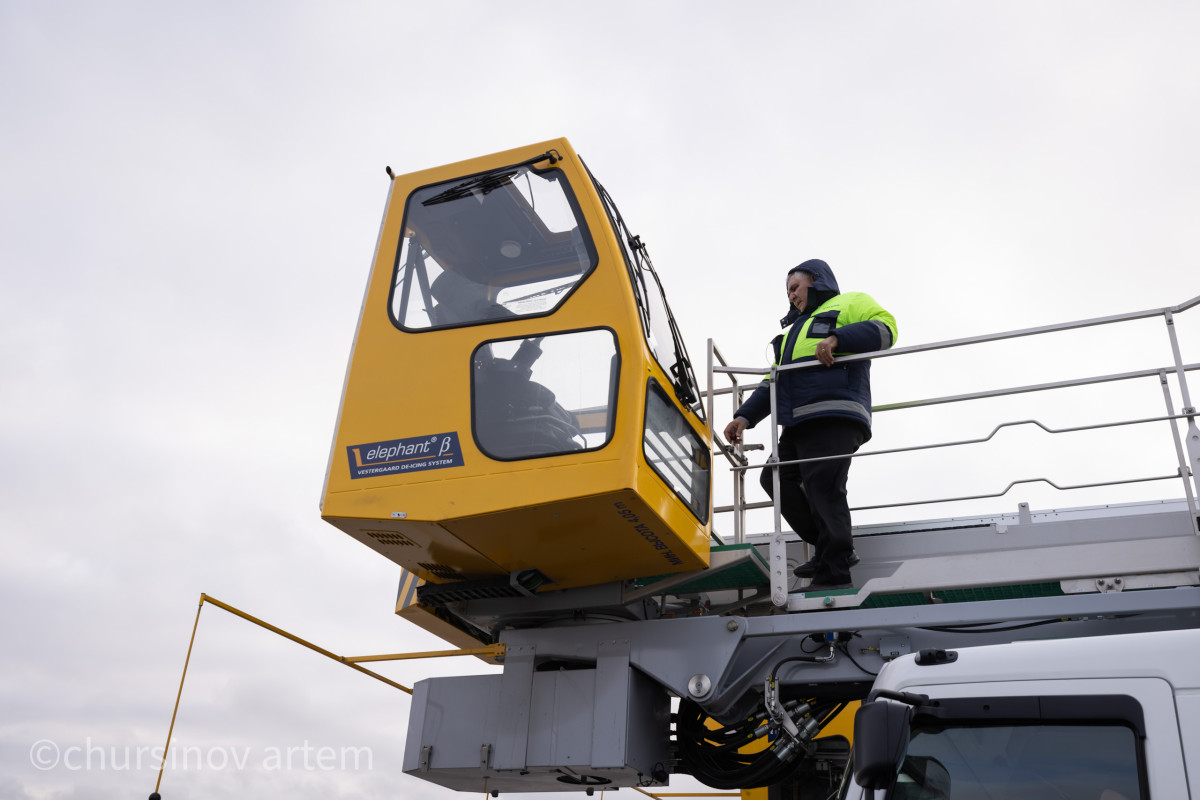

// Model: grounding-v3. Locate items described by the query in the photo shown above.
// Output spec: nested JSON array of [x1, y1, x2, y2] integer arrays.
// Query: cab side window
[[644, 380, 711, 523]]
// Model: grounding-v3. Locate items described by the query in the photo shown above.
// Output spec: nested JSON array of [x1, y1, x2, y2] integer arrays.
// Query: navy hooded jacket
[[734, 259, 897, 441]]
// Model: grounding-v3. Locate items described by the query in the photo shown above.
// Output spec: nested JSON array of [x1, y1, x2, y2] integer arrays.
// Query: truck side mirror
[[853, 699, 912, 789]]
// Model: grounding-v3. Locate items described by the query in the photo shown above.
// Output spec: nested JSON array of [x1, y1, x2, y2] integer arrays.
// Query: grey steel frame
[[407, 297, 1200, 796]]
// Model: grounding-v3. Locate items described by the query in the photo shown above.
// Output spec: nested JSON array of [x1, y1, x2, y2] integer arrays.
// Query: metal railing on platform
[[705, 295, 1200, 566]]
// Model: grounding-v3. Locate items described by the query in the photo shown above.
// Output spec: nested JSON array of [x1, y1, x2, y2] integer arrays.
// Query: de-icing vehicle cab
[[321, 139, 712, 615]]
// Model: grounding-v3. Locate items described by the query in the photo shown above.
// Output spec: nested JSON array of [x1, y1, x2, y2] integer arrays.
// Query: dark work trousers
[[759, 417, 866, 585]]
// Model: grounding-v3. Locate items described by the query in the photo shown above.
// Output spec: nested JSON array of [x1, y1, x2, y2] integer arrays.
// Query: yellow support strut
[[633, 790, 740, 798], [151, 592, 506, 798]]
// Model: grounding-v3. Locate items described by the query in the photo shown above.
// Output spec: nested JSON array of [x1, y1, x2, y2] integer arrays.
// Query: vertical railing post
[[733, 385, 745, 546], [768, 365, 787, 606], [1163, 311, 1200, 529], [1158, 371, 1200, 535], [712, 341, 747, 545], [706, 339, 722, 546]]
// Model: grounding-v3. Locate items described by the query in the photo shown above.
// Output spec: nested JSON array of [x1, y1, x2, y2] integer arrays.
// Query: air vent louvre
[[363, 530, 418, 547]]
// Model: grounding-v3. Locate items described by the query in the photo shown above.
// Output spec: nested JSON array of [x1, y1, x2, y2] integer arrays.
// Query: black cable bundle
[[675, 697, 847, 790]]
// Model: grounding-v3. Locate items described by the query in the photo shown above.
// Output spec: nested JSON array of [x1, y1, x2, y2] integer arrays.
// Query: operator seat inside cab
[[429, 268, 515, 327]]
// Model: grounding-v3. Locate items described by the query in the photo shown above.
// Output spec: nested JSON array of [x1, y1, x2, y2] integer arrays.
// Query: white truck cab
[[843, 627, 1200, 799]]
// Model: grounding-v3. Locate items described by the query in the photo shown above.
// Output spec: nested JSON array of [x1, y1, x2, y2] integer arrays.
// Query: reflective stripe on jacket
[[735, 289, 897, 441]]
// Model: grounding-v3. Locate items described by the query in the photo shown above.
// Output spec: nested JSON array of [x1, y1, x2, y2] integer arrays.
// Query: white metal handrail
[[706, 294, 1200, 558]]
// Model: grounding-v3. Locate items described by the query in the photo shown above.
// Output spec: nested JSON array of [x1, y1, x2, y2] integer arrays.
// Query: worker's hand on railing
[[724, 417, 748, 446], [815, 334, 839, 366]]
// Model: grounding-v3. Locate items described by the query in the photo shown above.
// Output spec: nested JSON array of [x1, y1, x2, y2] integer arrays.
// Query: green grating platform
[[860, 592, 931, 609], [858, 582, 1066, 610], [935, 582, 1065, 603], [632, 544, 770, 595]]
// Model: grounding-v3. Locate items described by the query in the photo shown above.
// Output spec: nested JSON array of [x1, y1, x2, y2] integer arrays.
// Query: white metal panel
[[876, 627, 1200, 688], [869, 629, 1200, 798]]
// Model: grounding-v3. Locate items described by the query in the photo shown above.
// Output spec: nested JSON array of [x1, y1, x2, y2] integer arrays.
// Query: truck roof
[[876, 625, 1200, 691]]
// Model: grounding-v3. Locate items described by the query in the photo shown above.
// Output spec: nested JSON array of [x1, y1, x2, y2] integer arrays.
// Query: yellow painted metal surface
[[323, 138, 710, 591], [818, 701, 858, 742]]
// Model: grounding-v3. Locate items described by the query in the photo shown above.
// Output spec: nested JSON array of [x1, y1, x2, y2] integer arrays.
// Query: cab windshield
[[853, 722, 1144, 800], [390, 163, 597, 329]]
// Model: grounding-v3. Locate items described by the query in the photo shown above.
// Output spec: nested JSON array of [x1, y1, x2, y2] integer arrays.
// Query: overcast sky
[[3, 2, 1198, 799]]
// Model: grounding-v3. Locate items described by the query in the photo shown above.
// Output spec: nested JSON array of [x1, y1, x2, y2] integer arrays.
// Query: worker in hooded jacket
[[724, 259, 897, 590]]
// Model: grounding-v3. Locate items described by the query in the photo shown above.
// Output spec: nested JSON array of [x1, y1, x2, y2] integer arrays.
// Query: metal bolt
[[726, 619, 739, 632]]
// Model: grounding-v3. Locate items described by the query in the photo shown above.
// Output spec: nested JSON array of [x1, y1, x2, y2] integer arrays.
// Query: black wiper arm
[[632, 235, 701, 410], [422, 169, 519, 206], [421, 150, 562, 207]]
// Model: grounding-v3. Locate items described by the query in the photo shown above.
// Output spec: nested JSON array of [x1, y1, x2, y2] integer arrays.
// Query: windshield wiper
[[628, 232, 701, 411], [422, 169, 519, 206], [584, 165, 704, 416], [420, 150, 562, 207]]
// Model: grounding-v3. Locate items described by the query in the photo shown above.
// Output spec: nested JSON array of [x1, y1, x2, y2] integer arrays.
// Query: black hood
[[780, 258, 841, 328]]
